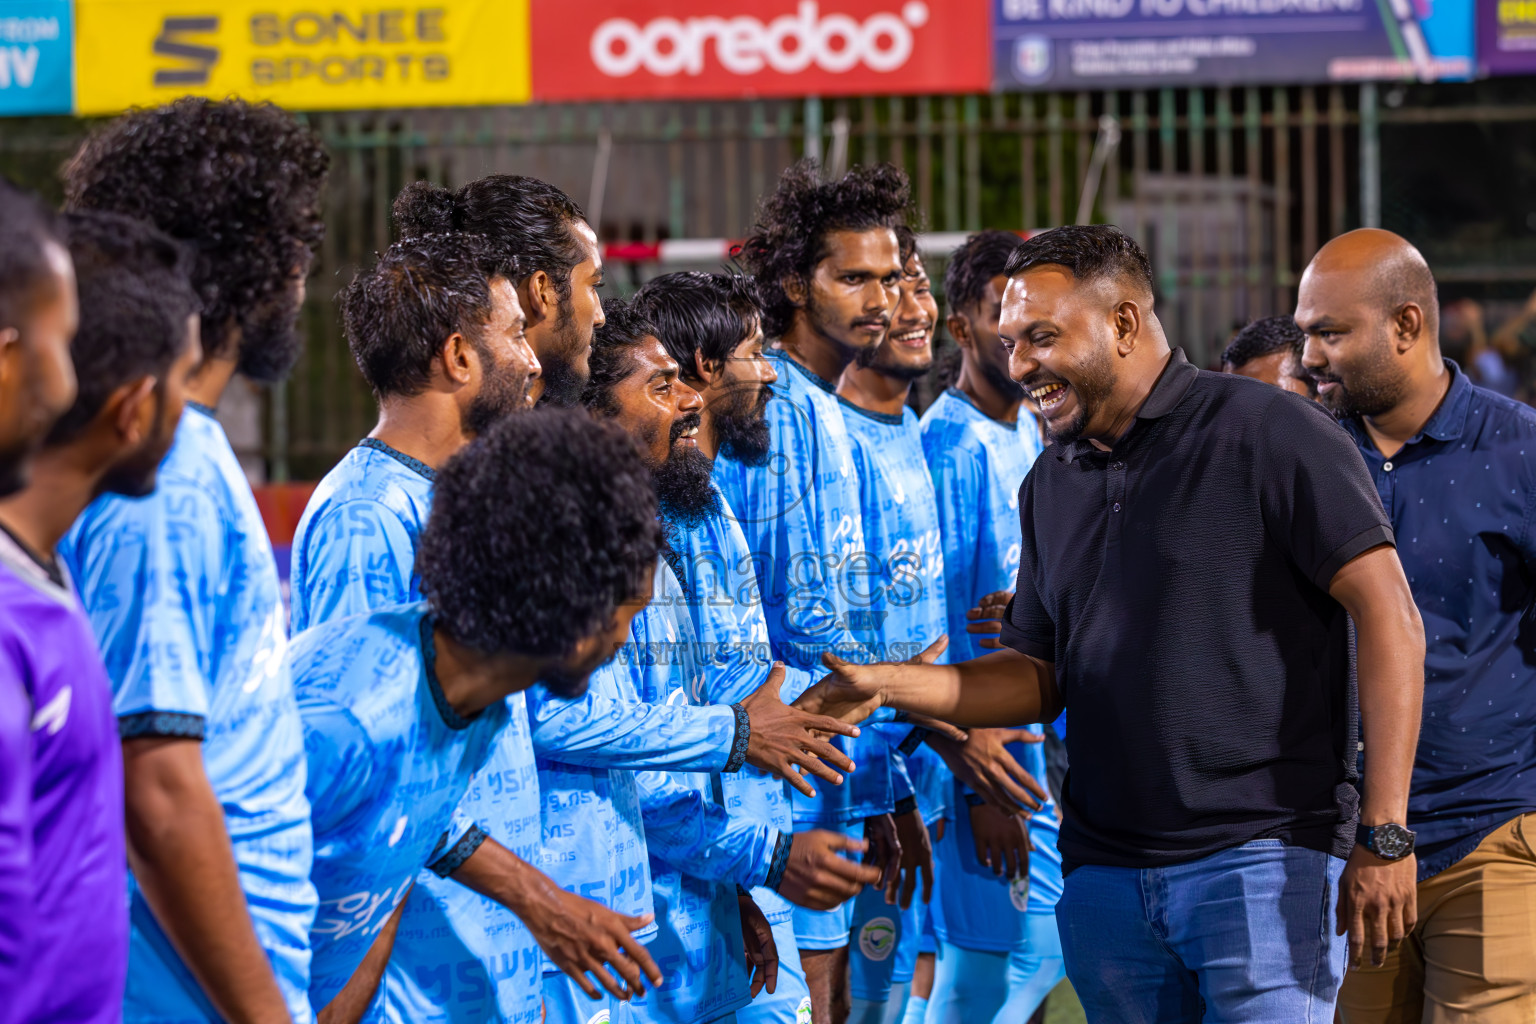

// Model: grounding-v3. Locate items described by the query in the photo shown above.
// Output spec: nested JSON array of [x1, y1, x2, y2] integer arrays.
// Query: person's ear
[[947, 313, 974, 352], [782, 273, 808, 309], [110, 376, 158, 446], [440, 332, 475, 388], [1114, 300, 1142, 355], [692, 349, 724, 389], [520, 271, 555, 328], [1394, 303, 1425, 351]]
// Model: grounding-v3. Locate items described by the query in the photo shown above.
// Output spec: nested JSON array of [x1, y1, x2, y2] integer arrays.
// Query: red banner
[[530, 0, 990, 101]]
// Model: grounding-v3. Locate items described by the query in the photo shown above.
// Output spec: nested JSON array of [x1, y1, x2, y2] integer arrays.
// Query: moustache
[[670, 412, 703, 444], [853, 315, 890, 330]]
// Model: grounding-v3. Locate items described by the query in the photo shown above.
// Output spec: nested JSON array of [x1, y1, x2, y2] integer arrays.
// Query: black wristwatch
[[1356, 822, 1416, 861]]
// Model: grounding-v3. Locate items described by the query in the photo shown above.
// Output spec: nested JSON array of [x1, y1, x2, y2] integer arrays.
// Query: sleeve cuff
[[897, 727, 928, 756], [118, 711, 206, 741], [893, 795, 919, 817], [427, 823, 489, 878], [765, 831, 792, 892], [963, 791, 986, 808], [724, 703, 751, 773], [1313, 524, 1397, 591]]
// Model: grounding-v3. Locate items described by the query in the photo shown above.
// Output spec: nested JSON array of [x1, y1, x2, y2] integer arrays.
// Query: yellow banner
[[75, 1, 530, 114]]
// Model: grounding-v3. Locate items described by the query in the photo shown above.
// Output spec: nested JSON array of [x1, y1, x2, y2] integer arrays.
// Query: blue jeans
[[1056, 840, 1347, 1023]]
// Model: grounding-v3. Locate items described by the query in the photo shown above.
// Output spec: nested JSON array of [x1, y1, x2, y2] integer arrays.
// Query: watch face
[[1372, 824, 1414, 860]]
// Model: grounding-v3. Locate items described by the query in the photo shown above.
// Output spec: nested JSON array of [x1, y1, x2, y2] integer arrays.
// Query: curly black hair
[[341, 233, 516, 400], [1221, 314, 1305, 369], [736, 159, 911, 339], [418, 407, 659, 660], [632, 271, 762, 382], [580, 297, 659, 418], [62, 98, 329, 380], [945, 230, 1024, 318], [392, 176, 587, 306], [1004, 224, 1153, 295], [47, 211, 200, 445], [0, 178, 66, 330]]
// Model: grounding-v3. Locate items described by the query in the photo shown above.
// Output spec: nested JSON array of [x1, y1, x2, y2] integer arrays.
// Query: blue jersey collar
[[185, 400, 217, 419], [838, 395, 907, 426], [359, 438, 438, 482], [771, 348, 840, 395], [419, 614, 480, 731]]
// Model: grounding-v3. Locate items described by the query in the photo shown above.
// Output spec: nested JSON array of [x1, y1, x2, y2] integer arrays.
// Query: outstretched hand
[[926, 728, 1047, 817], [793, 636, 952, 729], [741, 664, 862, 798], [777, 831, 883, 910], [528, 888, 662, 1001], [967, 591, 1013, 650]]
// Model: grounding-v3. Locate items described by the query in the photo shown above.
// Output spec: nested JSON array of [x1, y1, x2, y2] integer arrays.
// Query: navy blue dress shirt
[[1340, 361, 1536, 880]]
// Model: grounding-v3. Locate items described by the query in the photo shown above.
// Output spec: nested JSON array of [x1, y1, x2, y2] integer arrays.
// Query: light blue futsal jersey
[[289, 437, 546, 1024], [666, 486, 815, 1024], [666, 481, 811, 929], [624, 559, 778, 1024], [289, 439, 435, 634], [291, 603, 510, 1012], [526, 637, 749, 964], [840, 399, 951, 1001], [60, 404, 317, 1024], [918, 388, 1062, 950], [918, 388, 1044, 665], [714, 349, 891, 830]]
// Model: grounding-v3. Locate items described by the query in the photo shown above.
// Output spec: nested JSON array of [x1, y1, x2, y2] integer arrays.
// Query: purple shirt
[[0, 529, 127, 1023]]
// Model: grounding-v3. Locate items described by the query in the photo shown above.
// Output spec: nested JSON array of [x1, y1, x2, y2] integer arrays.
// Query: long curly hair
[[735, 159, 911, 340], [62, 98, 329, 374]]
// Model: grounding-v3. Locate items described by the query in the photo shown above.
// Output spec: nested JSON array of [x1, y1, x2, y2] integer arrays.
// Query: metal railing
[[0, 83, 1524, 479]]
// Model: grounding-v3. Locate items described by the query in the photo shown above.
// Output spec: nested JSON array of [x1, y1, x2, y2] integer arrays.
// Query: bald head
[[1303, 229, 1439, 344], [1295, 229, 1442, 419]]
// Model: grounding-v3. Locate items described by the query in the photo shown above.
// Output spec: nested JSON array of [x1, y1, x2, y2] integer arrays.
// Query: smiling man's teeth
[[1030, 383, 1065, 400]]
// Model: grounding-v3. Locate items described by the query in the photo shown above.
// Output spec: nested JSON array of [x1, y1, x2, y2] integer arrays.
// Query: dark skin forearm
[[123, 737, 293, 1024], [1327, 544, 1425, 968], [802, 648, 1061, 730], [1331, 546, 1424, 826], [317, 896, 408, 1024], [450, 836, 663, 1001]]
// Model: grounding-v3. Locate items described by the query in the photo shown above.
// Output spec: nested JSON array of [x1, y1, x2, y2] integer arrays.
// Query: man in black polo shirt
[[799, 225, 1426, 1022]]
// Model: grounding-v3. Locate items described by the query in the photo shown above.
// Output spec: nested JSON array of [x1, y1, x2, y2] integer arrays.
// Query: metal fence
[[3, 83, 1526, 480]]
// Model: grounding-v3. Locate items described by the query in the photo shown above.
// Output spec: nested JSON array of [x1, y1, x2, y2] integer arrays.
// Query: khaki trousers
[[1337, 812, 1536, 1023]]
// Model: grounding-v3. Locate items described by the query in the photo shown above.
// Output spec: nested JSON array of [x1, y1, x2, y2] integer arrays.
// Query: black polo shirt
[[1000, 349, 1395, 872]]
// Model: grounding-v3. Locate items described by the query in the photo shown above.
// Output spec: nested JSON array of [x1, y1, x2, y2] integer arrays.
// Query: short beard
[[655, 415, 721, 528], [1316, 365, 1405, 419], [713, 386, 773, 467], [462, 344, 529, 437], [1036, 346, 1116, 447], [235, 290, 306, 384], [854, 341, 932, 382], [536, 307, 591, 409], [804, 290, 879, 369], [538, 663, 591, 700]]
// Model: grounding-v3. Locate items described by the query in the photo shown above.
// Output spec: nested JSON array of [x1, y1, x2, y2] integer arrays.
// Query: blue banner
[[994, 0, 1474, 89], [0, 1, 71, 115]]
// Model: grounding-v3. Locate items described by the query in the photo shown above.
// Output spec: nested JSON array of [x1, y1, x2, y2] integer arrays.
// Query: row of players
[[1, 98, 1062, 1024]]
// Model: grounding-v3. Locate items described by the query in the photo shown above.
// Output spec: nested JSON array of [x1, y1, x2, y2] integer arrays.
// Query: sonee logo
[[591, 1, 932, 79], [858, 916, 897, 961]]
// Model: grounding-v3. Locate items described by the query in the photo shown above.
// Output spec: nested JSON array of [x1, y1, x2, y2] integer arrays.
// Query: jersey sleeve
[[525, 685, 740, 773], [1256, 393, 1396, 589], [998, 471, 1055, 662], [635, 770, 783, 889], [299, 699, 380, 838], [718, 404, 866, 673], [927, 445, 988, 663], [66, 482, 218, 737], [292, 500, 417, 633], [0, 656, 33, 1020]]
